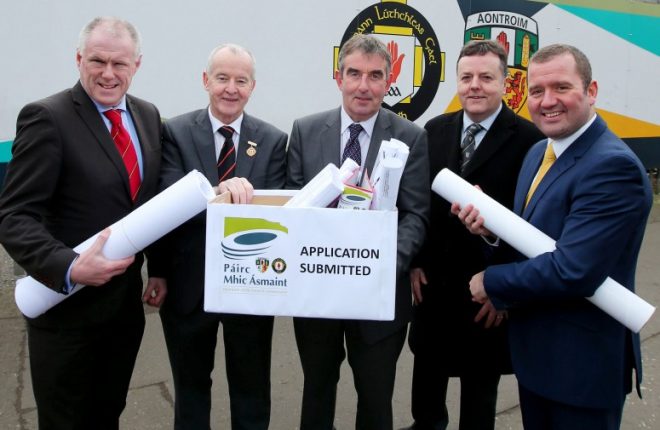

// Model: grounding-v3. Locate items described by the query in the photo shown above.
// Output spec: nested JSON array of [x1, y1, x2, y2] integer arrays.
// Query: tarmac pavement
[[0, 211, 659, 429]]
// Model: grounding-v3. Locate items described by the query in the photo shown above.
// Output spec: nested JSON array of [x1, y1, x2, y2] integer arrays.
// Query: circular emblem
[[246, 146, 257, 157], [337, 2, 443, 121], [272, 258, 287, 274]]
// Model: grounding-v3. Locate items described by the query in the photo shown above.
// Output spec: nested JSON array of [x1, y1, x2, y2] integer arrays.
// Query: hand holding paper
[[15, 170, 216, 318], [431, 168, 655, 333]]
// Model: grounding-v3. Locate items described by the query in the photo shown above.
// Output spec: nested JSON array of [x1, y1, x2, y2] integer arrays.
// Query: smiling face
[[527, 52, 597, 139], [76, 24, 141, 107], [336, 51, 391, 122], [203, 48, 255, 124], [456, 51, 506, 123]]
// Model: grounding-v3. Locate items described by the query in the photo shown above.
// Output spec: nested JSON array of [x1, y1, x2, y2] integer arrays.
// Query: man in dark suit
[[286, 34, 429, 430], [405, 40, 543, 430], [458, 44, 652, 430], [145, 44, 287, 430], [0, 17, 162, 429]]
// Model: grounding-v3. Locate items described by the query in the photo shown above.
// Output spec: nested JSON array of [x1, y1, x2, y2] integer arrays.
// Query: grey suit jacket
[[286, 107, 429, 343], [154, 108, 287, 314]]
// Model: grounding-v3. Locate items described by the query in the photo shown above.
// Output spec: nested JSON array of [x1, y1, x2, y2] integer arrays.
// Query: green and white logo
[[222, 217, 288, 260]]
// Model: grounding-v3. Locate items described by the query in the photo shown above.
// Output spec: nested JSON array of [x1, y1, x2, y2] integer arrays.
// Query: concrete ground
[[0, 215, 659, 429]]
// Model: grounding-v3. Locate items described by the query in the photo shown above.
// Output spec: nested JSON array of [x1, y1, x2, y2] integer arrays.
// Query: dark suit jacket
[[286, 107, 429, 344], [0, 81, 162, 327], [485, 115, 652, 408], [412, 104, 543, 374], [154, 109, 287, 315]]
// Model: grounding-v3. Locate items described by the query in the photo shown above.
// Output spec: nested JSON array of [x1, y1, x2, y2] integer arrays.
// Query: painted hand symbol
[[387, 41, 405, 83]]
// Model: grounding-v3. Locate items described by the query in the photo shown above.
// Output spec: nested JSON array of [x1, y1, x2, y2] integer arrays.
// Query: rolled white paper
[[431, 168, 656, 333], [338, 158, 360, 184], [371, 157, 404, 211], [15, 170, 216, 318], [284, 163, 344, 208]]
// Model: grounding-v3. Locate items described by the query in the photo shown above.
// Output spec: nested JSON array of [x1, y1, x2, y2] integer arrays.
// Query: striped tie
[[217, 126, 236, 182], [104, 109, 141, 201], [460, 123, 483, 172]]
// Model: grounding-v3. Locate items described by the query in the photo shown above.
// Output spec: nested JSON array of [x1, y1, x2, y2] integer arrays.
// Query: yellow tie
[[525, 142, 556, 207]]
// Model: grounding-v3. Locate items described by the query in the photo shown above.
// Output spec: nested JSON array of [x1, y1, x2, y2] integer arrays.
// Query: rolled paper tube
[[431, 168, 656, 333], [284, 164, 344, 208], [15, 170, 216, 318]]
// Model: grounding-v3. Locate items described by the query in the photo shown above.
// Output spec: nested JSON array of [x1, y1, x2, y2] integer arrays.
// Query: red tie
[[104, 109, 141, 201], [217, 126, 236, 182]]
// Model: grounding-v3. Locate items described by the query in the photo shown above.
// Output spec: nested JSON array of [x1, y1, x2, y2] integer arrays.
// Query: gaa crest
[[335, 0, 444, 121], [464, 11, 538, 113]]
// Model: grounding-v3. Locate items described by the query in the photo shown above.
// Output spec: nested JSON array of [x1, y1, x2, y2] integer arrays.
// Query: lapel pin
[[246, 141, 257, 157]]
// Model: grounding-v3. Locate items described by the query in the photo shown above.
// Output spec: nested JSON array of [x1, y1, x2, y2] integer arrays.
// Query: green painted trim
[[0, 141, 12, 163], [526, 0, 660, 17]]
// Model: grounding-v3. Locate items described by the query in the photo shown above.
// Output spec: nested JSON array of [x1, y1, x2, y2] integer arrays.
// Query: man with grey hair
[[0, 16, 163, 429], [287, 33, 429, 430], [146, 43, 287, 429]]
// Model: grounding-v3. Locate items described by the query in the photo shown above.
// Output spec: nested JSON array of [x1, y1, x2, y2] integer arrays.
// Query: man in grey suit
[[145, 44, 287, 430], [286, 34, 429, 430]]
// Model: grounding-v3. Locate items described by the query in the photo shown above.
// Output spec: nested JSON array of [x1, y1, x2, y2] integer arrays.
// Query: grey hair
[[78, 17, 142, 58], [338, 34, 391, 78], [206, 43, 256, 80]]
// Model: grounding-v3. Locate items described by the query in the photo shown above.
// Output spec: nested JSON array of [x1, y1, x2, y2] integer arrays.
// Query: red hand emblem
[[387, 41, 405, 83]]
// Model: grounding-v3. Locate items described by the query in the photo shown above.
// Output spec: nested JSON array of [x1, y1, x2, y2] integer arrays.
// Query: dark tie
[[460, 123, 483, 172], [104, 109, 141, 201], [342, 123, 363, 166], [217, 126, 236, 182]]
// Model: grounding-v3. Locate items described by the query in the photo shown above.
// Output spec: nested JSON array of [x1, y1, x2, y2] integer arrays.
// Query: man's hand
[[216, 177, 254, 204], [410, 267, 427, 305], [143, 277, 167, 308], [469, 271, 488, 304], [70, 228, 135, 286], [474, 298, 506, 328], [450, 202, 493, 237]]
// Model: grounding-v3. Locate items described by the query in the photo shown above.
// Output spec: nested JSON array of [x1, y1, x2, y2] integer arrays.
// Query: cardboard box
[[204, 191, 397, 320]]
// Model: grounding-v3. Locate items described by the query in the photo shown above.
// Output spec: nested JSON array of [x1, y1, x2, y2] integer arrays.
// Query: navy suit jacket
[[484, 115, 652, 408], [153, 109, 287, 314]]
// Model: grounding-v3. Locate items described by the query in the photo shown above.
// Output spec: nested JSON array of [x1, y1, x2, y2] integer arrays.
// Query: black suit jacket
[[287, 107, 429, 344], [0, 81, 162, 327], [411, 103, 543, 373], [154, 109, 287, 315]]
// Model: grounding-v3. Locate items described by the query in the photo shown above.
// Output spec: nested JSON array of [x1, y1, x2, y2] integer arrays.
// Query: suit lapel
[[235, 113, 257, 179], [364, 109, 392, 177], [522, 116, 605, 217], [463, 106, 515, 177], [445, 113, 463, 174], [72, 82, 132, 197], [320, 109, 342, 168], [126, 95, 159, 203], [190, 110, 218, 184]]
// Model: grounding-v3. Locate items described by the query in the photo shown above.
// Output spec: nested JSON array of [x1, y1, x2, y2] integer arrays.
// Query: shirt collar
[[93, 96, 128, 114], [462, 103, 502, 134], [208, 108, 244, 135], [340, 106, 378, 138], [551, 113, 597, 158]]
